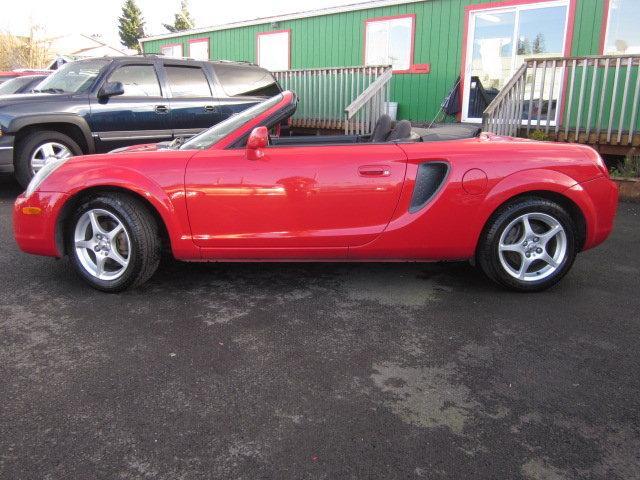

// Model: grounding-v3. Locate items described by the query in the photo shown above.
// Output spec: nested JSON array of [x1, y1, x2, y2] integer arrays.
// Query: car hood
[[0, 93, 88, 131], [0, 92, 79, 107]]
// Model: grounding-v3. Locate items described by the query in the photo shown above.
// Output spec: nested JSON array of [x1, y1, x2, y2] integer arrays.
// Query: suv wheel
[[477, 197, 578, 292], [66, 193, 161, 292], [15, 130, 82, 188]]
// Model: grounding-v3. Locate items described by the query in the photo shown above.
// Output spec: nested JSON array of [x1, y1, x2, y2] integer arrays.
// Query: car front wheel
[[14, 130, 82, 188], [66, 194, 161, 292], [477, 197, 578, 292]]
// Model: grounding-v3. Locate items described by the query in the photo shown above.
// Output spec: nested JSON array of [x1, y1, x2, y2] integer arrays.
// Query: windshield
[[0, 76, 33, 95], [35, 59, 110, 94], [180, 94, 284, 150]]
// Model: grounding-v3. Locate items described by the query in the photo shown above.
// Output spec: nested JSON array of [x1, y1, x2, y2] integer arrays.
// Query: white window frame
[[189, 38, 209, 61], [602, 0, 640, 55], [256, 30, 290, 72], [364, 14, 415, 72], [462, 0, 571, 124], [161, 43, 183, 58]]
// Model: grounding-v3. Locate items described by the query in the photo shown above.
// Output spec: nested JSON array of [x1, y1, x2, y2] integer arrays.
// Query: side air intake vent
[[409, 162, 449, 213]]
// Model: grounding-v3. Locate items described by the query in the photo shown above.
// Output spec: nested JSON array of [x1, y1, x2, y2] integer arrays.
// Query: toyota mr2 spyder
[[14, 91, 618, 292]]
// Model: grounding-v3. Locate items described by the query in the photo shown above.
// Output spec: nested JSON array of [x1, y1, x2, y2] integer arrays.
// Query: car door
[[185, 143, 408, 250], [162, 63, 222, 138], [89, 62, 172, 150]]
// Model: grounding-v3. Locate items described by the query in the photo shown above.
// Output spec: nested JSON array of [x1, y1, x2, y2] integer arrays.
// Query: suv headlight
[[25, 158, 68, 197]]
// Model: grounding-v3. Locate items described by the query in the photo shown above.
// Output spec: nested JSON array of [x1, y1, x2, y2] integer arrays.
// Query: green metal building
[[140, 0, 640, 149]]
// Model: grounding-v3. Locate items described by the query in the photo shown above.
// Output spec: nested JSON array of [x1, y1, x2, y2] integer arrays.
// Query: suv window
[[214, 64, 280, 97], [107, 65, 161, 97], [165, 66, 211, 97]]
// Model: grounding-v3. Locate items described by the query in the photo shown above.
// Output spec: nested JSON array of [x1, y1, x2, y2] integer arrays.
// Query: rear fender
[[472, 168, 585, 249], [480, 169, 578, 215]]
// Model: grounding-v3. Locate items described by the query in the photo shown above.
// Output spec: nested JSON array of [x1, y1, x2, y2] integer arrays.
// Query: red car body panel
[[185, 144, 407, 249], [13, 91, 618, 263]]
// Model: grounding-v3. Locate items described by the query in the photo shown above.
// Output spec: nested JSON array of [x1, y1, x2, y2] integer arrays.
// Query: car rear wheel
[[66, 193, 161, 292], [477, 197, 577, 292], [15, 130, 82, 188]]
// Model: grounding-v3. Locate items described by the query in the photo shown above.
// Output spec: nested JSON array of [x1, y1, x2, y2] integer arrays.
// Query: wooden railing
[[344, 66, 393, 135], [273, 66, 391, 132], [483, 55, 640, 146]]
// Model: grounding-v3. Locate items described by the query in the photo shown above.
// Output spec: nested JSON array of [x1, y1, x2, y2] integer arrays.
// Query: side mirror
[[246, 126, 269, 160], [98, 81, 125, 99]]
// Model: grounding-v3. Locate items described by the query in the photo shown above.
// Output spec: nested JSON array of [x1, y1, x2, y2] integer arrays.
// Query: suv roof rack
[[112, 53, 260, 67], [216, 59, 258, 66]]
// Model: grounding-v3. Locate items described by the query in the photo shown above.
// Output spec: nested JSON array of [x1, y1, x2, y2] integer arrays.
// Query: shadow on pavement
[[0, 173, 21, 200]]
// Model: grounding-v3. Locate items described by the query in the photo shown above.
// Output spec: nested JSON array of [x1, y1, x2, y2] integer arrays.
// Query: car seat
[[386, 120, 412, 142], [370, 114, 393, 142]]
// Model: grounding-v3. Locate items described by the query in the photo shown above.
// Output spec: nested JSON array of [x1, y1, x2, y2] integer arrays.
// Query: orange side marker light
[[22, 207, 42, 215]]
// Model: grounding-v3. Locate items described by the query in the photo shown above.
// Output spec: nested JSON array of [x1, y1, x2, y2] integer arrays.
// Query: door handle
[[204, 105, 216, 112], [358, 165, 391, 177], [155, 105, 169, 114]]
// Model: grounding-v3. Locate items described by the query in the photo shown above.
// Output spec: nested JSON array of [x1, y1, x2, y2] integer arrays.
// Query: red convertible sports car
[[14, 91, 617, 292]]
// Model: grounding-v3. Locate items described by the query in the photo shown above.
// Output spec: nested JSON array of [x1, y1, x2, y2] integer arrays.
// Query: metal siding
[[142, 0, 607, 122]]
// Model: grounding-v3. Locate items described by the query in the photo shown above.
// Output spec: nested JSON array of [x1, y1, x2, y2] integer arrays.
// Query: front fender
[[48, 165, 196, 259], [8, 114, 95, 153]]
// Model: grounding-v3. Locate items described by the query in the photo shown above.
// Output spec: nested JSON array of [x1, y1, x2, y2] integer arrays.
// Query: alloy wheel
[[497, 212, 567, 282], [74, 209, 131, 281], [30, 142, 73, 174]]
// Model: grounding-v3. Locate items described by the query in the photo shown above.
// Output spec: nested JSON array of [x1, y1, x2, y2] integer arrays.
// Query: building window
[[462, 1, 570, 122], [161, 43, 183, 58], [603, 0, 640, 55], [189, 38, 209, 60], [364, 15, 415, 72], [257, 30, 290, 71]]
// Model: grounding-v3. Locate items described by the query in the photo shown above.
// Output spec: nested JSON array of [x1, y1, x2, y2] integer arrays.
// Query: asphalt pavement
[[1, 173, 639, 479]]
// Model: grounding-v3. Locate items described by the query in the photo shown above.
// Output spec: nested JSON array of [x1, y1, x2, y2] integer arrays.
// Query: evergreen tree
[[532, 33, 546, 54], [163, 0, 195, 33], [118, 0, 145, 52], [517, 37, 532, 56]]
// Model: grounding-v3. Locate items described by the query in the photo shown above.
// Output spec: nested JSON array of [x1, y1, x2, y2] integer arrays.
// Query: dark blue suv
[[0, 56, 281, 187]]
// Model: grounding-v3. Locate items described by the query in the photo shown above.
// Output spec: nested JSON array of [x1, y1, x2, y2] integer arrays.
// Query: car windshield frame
[[179, 93, 285, 150], [34, 59, 110, 94]]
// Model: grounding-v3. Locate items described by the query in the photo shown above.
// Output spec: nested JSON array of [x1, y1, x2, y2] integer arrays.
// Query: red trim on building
[[556, 0, 577, 126], [599, 0, 612, 54], [256, 29, 291, 70], [160, 42, 183, 57], [363, 14, 419, 74], [459, 0, 576, 122], [188, 37, 210, 59]]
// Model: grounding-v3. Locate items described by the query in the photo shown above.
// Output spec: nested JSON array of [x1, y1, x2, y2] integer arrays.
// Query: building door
[[462, 1, 571, 124]]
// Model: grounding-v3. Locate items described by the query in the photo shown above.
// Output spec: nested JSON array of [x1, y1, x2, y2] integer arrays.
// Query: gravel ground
[[1, 173, 639, 479]]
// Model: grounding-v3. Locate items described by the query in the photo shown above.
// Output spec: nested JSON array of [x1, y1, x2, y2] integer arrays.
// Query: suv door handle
[[155, 105, 169, 114], [358, 165, 391, 177], [204, 105, 216, 112]]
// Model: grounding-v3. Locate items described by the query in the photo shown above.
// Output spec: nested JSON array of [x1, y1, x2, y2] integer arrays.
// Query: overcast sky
[[2, 0, 368, 46]]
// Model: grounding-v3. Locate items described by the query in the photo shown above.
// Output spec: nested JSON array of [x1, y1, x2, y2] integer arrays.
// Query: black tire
[[65, 193, 161, 292], [477, 197, 578, 292], [14, 130, 83, 189]]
